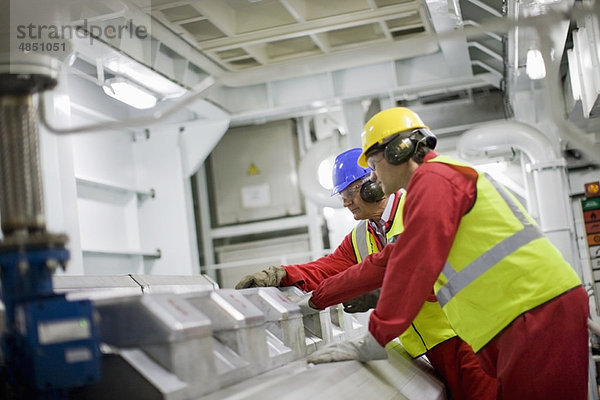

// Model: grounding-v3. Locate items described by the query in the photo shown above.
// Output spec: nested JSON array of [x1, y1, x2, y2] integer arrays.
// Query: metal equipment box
[[209, 119, 303, 225]]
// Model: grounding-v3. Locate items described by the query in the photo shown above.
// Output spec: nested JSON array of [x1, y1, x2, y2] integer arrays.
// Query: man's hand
[[306, 331, 387, 364], [234, 265, 286, 289], [294, 292, 320, 315], [343, 289, 380, 313]]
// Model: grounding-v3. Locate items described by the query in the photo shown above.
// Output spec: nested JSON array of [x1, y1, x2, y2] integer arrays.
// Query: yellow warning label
[[247, 163, 259, 175]]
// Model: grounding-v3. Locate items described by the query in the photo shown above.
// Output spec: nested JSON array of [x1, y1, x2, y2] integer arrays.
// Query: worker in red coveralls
[[236, 147, 496, 400], [299, 107, 588, 400]]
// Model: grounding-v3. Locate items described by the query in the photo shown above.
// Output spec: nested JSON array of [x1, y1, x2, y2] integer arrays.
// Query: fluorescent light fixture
[[102, 78, 157, 109], [526, 49, 546, 80], [105, 58, 186, 99]]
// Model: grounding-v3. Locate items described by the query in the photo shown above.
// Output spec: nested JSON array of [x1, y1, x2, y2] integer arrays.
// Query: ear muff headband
[[360, 180, 385, 202]]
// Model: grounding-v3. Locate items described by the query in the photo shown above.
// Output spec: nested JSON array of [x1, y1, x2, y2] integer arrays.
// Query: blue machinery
[[0, 73, 101, 397], [0, 242, 101, 398]]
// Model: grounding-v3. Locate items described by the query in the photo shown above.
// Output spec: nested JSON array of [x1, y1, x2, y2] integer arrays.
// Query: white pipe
[[458, 120, 579, 272], [458, 120, 557, 164], [298, 135, 346, 209]]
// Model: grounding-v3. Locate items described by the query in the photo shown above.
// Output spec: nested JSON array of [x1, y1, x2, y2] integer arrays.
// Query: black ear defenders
[[383, 129, 437, 165], [384, 135, 415, 165], [360, 179, 385, 202]]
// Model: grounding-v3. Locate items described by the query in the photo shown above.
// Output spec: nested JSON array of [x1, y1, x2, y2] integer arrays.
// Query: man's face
[[367, 151, 414, 194], [339, 179, 386, 220]]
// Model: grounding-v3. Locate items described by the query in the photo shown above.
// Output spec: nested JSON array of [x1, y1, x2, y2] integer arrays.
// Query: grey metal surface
[[240, 287, 306, 362], [53, 274, 219, 300], [239, 287, 302, 322], [130, 274, 218, 293], [53, 275, 143, 300], [93, 293, 213, 346], [196, 360, 409, 400], [47, 278, 446, 399], [278, 286, 338, 353], [184, 289, 272, 386], [184, 290, 265, 330], [372, 342, 447, 400], [90, 293, 218, 398], [196, 346, 446, 400]]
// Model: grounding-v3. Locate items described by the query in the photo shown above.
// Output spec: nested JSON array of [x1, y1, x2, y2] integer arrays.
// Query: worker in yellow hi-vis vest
[[237, 147, 496, 400], [304, 107, 588, 400]]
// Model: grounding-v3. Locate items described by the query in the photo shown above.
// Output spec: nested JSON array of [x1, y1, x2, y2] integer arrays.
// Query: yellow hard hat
[[358, 107, 428, 167]]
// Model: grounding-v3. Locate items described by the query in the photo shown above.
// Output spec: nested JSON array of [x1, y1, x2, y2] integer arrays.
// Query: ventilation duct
[[458, 120, 579, 274]]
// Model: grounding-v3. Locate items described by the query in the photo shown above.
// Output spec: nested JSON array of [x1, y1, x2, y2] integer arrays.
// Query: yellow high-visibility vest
[[428, 155, 582, 352], [351, 192, 457, 357]]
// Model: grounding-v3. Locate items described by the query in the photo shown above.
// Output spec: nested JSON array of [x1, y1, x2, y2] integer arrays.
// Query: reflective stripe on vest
[[428, 155, 581, 352], [436, 173, 543, 306], [350, 192, 457, 357], [352, 220, 368, 263]]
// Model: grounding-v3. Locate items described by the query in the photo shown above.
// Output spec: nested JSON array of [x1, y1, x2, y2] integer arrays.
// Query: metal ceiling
[[130, 0, 505, 86], [145, 0, 431, 72], [56, 0, 600, 164]]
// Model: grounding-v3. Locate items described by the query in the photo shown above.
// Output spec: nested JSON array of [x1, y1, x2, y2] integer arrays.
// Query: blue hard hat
[[331, 148, 372, 195]]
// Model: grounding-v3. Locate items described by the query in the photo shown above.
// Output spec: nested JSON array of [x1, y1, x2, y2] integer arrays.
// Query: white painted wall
[[134, 126, 198, 275], [39, 73, 229, 277]]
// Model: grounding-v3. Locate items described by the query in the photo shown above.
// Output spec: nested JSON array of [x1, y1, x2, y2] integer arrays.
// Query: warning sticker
[[588, 234, 600, 247], [584, 210, 600, 223], [586, 221, 600, 234], [591, 246, 600, 259], [583, 197, 600, 211]]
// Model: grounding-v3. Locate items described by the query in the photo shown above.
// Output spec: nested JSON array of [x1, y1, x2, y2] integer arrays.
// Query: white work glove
[[294, 292, 320, 315], [588, 319, 600, 336], [306, 331, 387, 364], [235, 265, 286, 289]]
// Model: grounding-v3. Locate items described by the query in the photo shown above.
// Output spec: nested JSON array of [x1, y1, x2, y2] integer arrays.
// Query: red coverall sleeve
[[280, 233, 358, 291], [312, 160, 477, 346], [309, 245, 389, 307]]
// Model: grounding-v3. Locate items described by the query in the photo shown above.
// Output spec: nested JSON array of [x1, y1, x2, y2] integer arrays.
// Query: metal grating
[[146, 0, 429, 72]]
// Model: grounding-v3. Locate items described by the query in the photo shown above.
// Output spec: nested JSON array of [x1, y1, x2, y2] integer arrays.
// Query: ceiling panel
[[181, 19, 227, 41], [148, 0, 430, 72], [160, 4, 203, 22]]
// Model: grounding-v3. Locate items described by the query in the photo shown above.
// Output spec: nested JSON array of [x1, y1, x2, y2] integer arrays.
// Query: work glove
[[234, 265, 286, 289], [294, 292, 320, 315], [306, 331, 387, 364], [588, 319, 600, 336], [343, 289, 380, 313]]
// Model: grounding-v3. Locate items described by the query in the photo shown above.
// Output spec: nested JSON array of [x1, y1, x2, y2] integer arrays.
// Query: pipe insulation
[[458, 120, 579, 273]]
